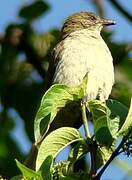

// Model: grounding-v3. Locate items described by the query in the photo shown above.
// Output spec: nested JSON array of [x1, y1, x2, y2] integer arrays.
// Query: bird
[[25, 12, 116, 169], [47, 11, 115, 131]]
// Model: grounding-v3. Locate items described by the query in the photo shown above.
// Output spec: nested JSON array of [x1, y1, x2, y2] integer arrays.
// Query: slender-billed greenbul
[[47, 12, 115, 132]]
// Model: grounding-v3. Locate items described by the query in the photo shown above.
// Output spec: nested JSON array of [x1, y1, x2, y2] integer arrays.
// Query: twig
[[109, 0, 132, 23], [97, 133, 131, 179], [81, 100, 99, 179], [89, 139, 98, 180], [81, 101, 91, 138]]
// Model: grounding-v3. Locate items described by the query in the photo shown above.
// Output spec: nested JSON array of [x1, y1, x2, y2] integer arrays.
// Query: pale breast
[[53, 29, 114, 101]]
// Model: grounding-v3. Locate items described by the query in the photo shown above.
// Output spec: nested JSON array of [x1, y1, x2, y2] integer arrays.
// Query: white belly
[[53, 30, 114, 101]]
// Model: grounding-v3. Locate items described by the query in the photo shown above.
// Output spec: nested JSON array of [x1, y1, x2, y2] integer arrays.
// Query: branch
[[97, 132, 132, 179], [89, 139, 98, 180], [81, 99, 91, 138], [109, 0, 132, 23]]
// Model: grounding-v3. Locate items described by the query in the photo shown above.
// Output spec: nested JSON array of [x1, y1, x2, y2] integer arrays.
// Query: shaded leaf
[[68, 140, 88, 167], [16, 159, 42, 179], [59, 172, 90, 180], [19, 1, 49, 21], [38, 155, 53, 180], [118, 98, 132, 136], [106, 99, 128, 129], [53, 161, 89, 180], [36, 127, 82, 171], [10, 175, 23, 180], [88, 100, 119, 145]]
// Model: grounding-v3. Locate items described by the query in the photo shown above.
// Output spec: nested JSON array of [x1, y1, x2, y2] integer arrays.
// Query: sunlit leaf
[[36, 127, 82, 171], [16, 159, 42, 179], [34, 83, 84, 143]]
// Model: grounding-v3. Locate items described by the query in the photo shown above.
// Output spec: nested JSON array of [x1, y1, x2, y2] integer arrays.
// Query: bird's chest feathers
[[58, 30, 112, 70], [53, 29, 113, 88]]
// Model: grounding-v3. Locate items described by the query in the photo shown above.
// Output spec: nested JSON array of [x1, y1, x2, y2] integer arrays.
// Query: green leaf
[[34, 84, 83, 143], [118, 98, 132, 136], [106, 99, 128, 129], [19, 1, 49, 21], [68, 140, 88, 166], [88, 100, 119, 145], [53, 161, 71, 178], [16, 159, 42, 180], [38, 155, 53, 180], [36, 127, 82, 171], [53, 161, 89, 180]]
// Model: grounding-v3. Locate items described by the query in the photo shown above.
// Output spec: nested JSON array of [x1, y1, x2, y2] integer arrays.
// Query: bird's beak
[[101, 18, 116, 26]]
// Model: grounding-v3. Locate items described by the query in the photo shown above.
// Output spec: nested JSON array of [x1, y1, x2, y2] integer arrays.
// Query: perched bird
[[25, 12, 116, 169], [47, 11, 115, 131]]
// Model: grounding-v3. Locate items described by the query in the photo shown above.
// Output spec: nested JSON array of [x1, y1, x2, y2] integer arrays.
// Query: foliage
[[0, 0, 131, 179], [15, 83, 132, 179]]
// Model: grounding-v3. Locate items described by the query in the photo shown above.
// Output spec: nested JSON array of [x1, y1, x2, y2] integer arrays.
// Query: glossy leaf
[[36, 127, 82, 171], [34, 83, 84, 143], [16, 160, 42, 179]]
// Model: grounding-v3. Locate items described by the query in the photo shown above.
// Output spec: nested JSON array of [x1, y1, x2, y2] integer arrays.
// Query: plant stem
[[24, 143, 38, 170], [81, 102, 91, 138]]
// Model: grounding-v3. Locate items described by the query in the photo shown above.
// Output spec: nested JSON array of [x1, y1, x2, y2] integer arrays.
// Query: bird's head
[[61, 12, 116, 39]]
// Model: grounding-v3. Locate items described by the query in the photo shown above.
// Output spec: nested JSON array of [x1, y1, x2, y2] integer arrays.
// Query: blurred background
[[0, 0, 131, 179]]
